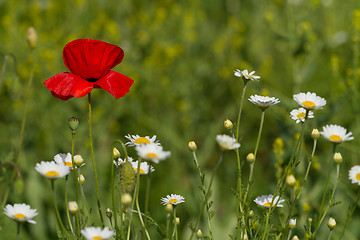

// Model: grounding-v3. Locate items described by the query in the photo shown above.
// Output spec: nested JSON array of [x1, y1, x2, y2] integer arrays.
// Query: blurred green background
[[1, 0, 360, 239]]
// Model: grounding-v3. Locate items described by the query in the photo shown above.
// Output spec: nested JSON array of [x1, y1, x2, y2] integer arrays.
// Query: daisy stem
[[134, 158, 151, 240], [126, 174, 138, 240], [166, 213, 171, 239], [313, 163, 340, 237], [235, 81, 248, 239], [286, 230, 292, 240], [327, 230, 333, 240], [144, 163, 152, 227], [78, 168, 94, 225], [16, 222, 20, 240], [339, 192, 360, 239], [88, 93, 104, 226], [172, 207, 178, 240], [296, 138, 318, 200], [64, 176, 75, 235], [51, 181, 70, 239], [70, 131, 80, 236], [2, 50, 34, 209]]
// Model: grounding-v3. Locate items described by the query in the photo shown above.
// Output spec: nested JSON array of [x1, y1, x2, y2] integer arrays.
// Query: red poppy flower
[[44, 39, 134, 100]]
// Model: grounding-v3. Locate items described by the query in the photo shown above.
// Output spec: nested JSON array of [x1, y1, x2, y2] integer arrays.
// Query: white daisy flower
[[35, 161, 70, 180], [254, 194, 285, 208], [161, 194, 185, 205], [289, 108, 314, 123], [125, 134, 159, 146], [289, 218, 296, 228], [248, 95, 280, 110], [54, 153, 85, 170], [4, 203, 38, 224], [131, 161, 155, 175], [113, 156, 134, 167], [234, 69, 261, 81], [349, 165, 360, 185], [135, 143, 171, 164], [216, 134, 241, 151], [293, 92, 326, 110], [81, 226, 115, 240], [320, 124, 354, 143]]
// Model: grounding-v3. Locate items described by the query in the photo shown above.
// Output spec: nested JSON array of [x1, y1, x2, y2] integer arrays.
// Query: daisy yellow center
[[45, 171, 60, 177], [92, 237, 103, 240], [65, 162, 73, 167], [302, 101, 315, 108], [134, 168, 145, 174], [356, 173, 360, 180], [146, 153, 159, 159], [296, 112, 306, 118], [329, 135, 342, 142], [134, 137, 150, 144], [169, 199, 178, 204], [14, 213, 26, 219], [263, 202, 274, 207]]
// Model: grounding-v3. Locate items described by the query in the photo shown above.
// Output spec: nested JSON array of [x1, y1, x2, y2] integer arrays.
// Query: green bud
[[119, 161, 135, 193], [68, 117, 79, 132], [26, 27, 37, 49], [188, 141, 197, 151], [106, 208, 113, 218]]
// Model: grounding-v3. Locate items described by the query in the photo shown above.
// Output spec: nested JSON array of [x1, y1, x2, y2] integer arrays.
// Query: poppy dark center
[[86, 78, 98, 82]]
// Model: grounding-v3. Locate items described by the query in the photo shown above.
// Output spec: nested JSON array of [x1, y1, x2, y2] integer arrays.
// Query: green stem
[[88, 93, 104, 225], [64, 176, 74, 235], [327, 230, 333, 240], [51, 181, 70, 239], [166, 213, 171, 239], [70, 132, 80, 236], [144, 163, 152, 227], [286, 229, 292, 240], [78, 168, 94, 225], [339, 192, 360, 239], [16, 222, 20, 240], [172, 208, 178, 240]]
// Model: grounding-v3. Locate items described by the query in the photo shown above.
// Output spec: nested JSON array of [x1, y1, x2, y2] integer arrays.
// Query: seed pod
[[119, 161, 135, 193]]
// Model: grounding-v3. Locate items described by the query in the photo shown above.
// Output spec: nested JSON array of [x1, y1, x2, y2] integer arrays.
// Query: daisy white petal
[[4, 203, 38, 224], [248, 95, 280, 110], [35, 161, 70, 180], [254, 194, 285, 208], [131, 161, 155, 175], [125, 134, 159, 146], [289, 108, 314, 123], [161, 194, 185, 205], [320, 124, 354, 143], [349, 165, 360, 185], [81, 226, 115, 240], [216, 134, 240, 151], [135, 143, 171, 164], [293, 92, 326, 110], [114, 156, 134, 167], [234, 69, 260, 81]]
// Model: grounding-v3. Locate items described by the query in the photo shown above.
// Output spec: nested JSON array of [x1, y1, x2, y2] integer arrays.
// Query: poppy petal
[[44, 72, 94, 100], [95, 71, 134, 99], [63, 39, 124, 80]]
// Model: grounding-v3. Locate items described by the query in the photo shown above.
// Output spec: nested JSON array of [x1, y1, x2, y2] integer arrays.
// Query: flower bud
[[78, 174, 85, 184], [165, 203, 173, 213], [311, 128, 320, 139], [74, 155, 84, 167], [188, 141, 197, 151], [113, 147, 120, 158], [196, 229, 202, 238], [291, 236, 299, 240], [68, 201, 78, 214], [288, 218, 296, 229], [68, 117, 79, 132], [26, 27, 37, 49], [328, 217, 336, 230], [333, 152, 342, 164], [286, 175, 296, 187], [305, 233, 310, 239], [175, 217, 180, 225], [106, 208, 113, 218], [246, 153, 255, 164], [248, 210, 254, 218], [224, 119, 233, 129], [121, 193, 132, 206]]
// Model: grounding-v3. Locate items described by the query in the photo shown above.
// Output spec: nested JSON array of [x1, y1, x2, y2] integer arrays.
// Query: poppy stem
[[88, 93, 105, 226]]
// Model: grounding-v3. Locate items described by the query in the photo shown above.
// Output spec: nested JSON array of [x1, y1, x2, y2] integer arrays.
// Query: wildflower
[[44, 39, 134, 100], [68, 201, 78, 214], [289, 218, 296, 229], [125, 134, 159, 146], [188, 141, 197, 151], [35, 161, 70, 180], [333, 152, 342, 164], [114, 156, 134, 167], [68, 117, 79, 132], [254, 194, 285, 208], [246, 153, 255, 163], [196, 229, 203, 238], [293, 92, 326, 110], [311, 128, 320, 139], [248, 95, 280, 110], [320, 124, 354, 143], [234, 69, 260, 81], [348, 165, 360, 185], [224, 119, 233, 129], [54, 153, 73, 169], [81, 227, 115, 240], [327, 217, 336, 230], [4, 203, 38, 224], [74, 155, 84, 167], [165, 203, 173, 213], [135, 143, 171, 164], [121, 193, 132, 206], [175, 217, 180, 225], [131, 161, 155, 175], [106, 208, 113, 218], [292, 236, 299, 240], [161, 194, 185, 206], [290, 107, 314, 123], [78, 174, 85, 184], [113, 147, 120, 158], [26, 27, 37, 49], [286, 175, 296, 187], [216, 134, 240, 151]]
